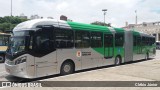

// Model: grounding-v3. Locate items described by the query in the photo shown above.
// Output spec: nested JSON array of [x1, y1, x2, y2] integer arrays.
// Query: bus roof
[[13, 19, 125, 33], [13, 19, 59, 31], [132, 30, 155, 38], [67, 21, 111, 33]]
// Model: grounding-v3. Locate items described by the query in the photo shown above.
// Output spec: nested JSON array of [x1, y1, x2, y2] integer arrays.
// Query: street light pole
[[135, 10, 137, 25], [102, 9, 107, 26], [11, 0, 12, 16], [9, 0, 13, 31]]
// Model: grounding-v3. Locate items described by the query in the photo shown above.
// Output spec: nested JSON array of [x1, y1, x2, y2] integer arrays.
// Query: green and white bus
[[5, 19, 156, 78]]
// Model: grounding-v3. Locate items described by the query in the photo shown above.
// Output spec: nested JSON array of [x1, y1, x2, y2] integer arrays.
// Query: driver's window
[[35, 27, 55, 54]]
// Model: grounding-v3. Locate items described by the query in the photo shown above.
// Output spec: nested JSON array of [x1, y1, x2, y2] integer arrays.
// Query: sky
[[0, 0, 160, 27]]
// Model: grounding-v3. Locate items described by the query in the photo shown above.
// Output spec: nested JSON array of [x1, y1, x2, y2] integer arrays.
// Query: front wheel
[[60, 61, 74, 75], [115, 56, 121, 65]]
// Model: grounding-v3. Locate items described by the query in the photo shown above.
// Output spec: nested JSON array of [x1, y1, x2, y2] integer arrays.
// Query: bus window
[[137, 36, 141, 46], [91, 32, 102, 48], [115, 33, 124, 47], [146, 37, 150, 46], [75, 31, 90, 48], [142, 36, 146, 46], [0, 35, 9, 46], [55, 29, 74, 48], [133, 36, 137, 46], [35, 27, 55, 54]]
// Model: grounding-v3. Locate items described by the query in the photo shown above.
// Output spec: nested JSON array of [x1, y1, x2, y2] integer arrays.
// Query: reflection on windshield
[[10, 37, 26, 54]]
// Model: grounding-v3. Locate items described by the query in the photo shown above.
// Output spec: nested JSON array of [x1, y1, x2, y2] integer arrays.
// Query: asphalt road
[[0, 50, 160, 90]]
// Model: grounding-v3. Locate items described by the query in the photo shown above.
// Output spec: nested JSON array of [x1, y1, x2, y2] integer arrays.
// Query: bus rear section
[[124, 30, 156, 62]]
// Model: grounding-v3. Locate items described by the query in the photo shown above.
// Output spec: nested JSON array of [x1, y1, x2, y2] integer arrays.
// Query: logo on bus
[[76, 51, 81, 57]]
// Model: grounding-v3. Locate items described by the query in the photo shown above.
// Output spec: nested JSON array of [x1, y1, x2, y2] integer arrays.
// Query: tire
[[60, 61, 74, 75], [115, 56, 121, 65]]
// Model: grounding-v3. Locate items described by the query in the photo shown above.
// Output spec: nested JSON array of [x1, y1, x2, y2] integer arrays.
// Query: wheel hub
[[64, 64, 71, 72]]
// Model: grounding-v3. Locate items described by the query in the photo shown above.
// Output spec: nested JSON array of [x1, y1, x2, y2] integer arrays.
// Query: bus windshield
[[10, 36, 26, 54], [7, 30, 33, 55]]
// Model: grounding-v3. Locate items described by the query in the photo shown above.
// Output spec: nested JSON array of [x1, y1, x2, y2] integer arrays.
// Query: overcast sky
[[0, 0, 160, 27]]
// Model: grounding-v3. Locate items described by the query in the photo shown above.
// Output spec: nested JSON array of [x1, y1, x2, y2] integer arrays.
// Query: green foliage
[[91, 21, 111, 27], [0, 16, 28, 32]]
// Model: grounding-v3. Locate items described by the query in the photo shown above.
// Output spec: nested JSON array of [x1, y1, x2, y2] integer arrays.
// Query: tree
[[91, 21, 111, 27], [0, 16, 28, 32]]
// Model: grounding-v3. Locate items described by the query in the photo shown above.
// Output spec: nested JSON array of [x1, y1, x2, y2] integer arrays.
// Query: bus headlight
[[15, 56, 27, 65]]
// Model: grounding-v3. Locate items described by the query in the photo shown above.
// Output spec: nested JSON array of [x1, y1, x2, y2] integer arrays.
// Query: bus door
[[34, 26, 57, 77], [104, 34, 114, 59]]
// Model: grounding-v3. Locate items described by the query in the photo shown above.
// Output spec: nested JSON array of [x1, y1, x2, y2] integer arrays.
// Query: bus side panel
[[124, 31, 133, 62], [35, 52, 57, 77], [92, 47, 104, 67], [56, 48, 82, 74], [114, 47, 125, 62], [26, 54, 36, 78], [81, 48, 94, 69], [92, 47, 115, 67]]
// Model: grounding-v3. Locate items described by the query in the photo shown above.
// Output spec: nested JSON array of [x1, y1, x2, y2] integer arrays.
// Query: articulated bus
[[5, 19, 156, 78], [0, 33, 10, 62]]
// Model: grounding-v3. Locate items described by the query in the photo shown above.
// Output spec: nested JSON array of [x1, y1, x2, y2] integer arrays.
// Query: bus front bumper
[[5, 62, 29, 78]]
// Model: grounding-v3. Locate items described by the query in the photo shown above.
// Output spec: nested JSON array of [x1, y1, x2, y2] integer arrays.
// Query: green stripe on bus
[[67, 21, 111, 33], [114, 28, 125, 33]]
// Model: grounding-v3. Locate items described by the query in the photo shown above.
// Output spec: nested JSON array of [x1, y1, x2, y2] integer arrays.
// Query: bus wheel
[[115, 56, 121, 65], [60, 61, 74, 75]]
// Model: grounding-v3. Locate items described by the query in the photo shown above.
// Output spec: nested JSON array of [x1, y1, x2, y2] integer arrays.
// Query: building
[[30, 15, 41, 19], [123, 21, 160, 41], [19, 13, 27, 19], [47, 17, 54, 19], [60, 15, 67, 21]]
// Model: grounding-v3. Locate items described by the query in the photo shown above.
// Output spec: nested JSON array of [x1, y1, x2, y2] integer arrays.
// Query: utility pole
[[11, 0, 12, 16], [10, 0, 13, 31]]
